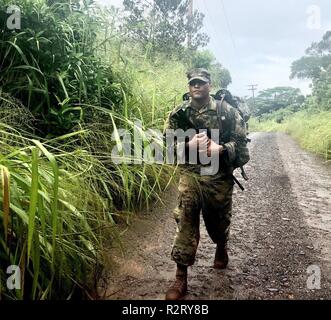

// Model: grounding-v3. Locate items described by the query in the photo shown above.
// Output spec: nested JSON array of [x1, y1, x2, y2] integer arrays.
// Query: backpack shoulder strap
[[215, 96, 226, 135], [216, 96, 238, 142]]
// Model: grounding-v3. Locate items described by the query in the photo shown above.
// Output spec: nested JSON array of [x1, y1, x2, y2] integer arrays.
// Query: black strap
[[215, 96, 225, 135]]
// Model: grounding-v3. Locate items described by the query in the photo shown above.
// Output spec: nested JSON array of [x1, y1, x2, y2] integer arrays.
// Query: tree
[[190, 49, 215, 69], [211, 63, 232, 89], [190, 50, 232, 89], [248, 87, 305, 117], [290, 31, 331, 80], [311, 65, 331, 110], [291, 31, 331, 111], [121, 0, 209, 57]]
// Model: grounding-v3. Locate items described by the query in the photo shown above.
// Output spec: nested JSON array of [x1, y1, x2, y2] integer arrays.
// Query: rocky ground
[[99, 132, 331, 300]]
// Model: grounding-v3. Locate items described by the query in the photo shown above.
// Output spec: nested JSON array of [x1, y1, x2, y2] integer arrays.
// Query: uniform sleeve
[[223, 107, 249, 166], [163, 109, 190, 165]]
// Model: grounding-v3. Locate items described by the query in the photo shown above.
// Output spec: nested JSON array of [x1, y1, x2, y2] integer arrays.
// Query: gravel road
[[101, 132, 331, 300]]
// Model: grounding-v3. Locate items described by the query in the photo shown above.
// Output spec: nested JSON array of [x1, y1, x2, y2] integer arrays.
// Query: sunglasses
[[189, 80, 209, 86]]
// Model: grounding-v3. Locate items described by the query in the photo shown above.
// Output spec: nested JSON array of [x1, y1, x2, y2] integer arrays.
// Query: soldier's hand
[[197, 132, 209, 154], [187, 132, 208, 152], [207, 139, 224, 157], [198, 132, 209, 153]]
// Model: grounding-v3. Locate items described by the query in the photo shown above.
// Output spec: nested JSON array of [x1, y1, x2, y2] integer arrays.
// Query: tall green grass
[[0, 0, 123, 136], [0, 0, 181, 211], [0, 93, 177, 299], [0, 0, 189, 300], [249, 111, 331, 161], [0, 120, 115, 299]]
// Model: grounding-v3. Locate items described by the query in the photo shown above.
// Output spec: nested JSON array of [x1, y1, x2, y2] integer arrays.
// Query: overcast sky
[[98, 0, 331, 97]]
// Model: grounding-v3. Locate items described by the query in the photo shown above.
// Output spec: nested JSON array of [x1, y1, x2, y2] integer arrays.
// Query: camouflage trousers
[[171, 174, 234, 266]]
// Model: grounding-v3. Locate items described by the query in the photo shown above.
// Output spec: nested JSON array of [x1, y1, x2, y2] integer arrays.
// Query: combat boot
[[165, 264, 188, 300], [213, 243, 229, 269]]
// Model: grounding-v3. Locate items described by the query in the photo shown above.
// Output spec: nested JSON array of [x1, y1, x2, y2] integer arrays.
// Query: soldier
[[164, 68, 249, 300]]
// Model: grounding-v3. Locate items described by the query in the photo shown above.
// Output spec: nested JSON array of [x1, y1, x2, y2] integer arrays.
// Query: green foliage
[[248, 86, 305, 117], [211, 63, 232, 89], [290, 31, 331, 81], [282, 111, 331, 160], [251, 31, 331, 163], [121, 0, 209, 57], [189, 50, 232, 89], [290, 55, 331, 80], [0, 0, 230, 300], [290, 31, 331, 112], [249, 111, 331, 161], [307, 65, 331, 111], [0, 0, 122, 136], [0, 113, 113, 299], [0, 90, 177, 299], [190, 49, 215, 69]]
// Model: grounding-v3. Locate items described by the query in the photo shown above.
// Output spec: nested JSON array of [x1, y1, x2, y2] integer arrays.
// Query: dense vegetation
[[248, 31, 331, 162], [0, 0, 232, 299]]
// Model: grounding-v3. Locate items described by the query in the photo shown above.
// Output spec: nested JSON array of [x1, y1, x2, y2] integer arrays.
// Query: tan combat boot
[[213, 243, 229, 269], [165, 264, 188, 300]]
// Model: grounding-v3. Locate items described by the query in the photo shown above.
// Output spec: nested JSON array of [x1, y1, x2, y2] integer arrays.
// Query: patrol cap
[[187, 68, 211, 84]]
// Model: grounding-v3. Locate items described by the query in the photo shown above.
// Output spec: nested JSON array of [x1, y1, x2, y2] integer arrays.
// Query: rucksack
[[214, 89, 251, 126], [214, 96, 250, 180]]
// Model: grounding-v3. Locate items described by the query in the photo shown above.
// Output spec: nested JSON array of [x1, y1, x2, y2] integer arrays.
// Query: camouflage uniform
[[164, 96, 248, 266]]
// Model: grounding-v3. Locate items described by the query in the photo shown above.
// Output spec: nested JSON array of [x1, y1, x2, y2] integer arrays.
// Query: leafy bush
[[0, 0, 122, 136]]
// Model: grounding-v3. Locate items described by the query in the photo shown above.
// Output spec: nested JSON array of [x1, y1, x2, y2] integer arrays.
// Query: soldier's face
[[189, 80, 211, 100]]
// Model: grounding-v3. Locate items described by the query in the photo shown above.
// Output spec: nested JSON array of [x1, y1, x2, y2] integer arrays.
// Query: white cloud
[[228, 54, 312, 97]]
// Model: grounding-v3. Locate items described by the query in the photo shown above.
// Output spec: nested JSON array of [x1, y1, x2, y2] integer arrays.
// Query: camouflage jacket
[[164, 96, 249, 177]]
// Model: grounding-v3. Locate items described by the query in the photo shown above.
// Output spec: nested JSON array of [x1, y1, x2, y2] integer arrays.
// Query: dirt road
[[101, 132, 331, 300]]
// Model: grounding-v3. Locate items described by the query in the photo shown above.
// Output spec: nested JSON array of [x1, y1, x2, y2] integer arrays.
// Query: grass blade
[[1, 165, 10, 243], [27, 147, 39, 261]]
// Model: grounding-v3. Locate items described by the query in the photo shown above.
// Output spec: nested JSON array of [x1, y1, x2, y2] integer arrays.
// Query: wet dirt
[[99, 132, 331, 300]]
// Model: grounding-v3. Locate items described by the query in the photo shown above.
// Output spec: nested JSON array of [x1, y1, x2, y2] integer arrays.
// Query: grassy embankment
[[0, 0, 187, 299], [249, 111, 331, 161]]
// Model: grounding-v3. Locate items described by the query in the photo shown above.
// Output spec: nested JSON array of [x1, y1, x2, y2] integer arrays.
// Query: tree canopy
[[290, 31, 331, 81], [248, 87, 305, 117], [190, 50, 232, 89], [121, 0, 209, 57], [291, 31, 331, 111]]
